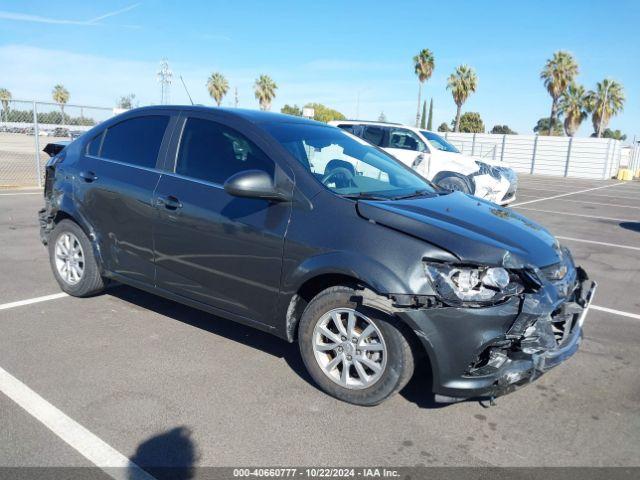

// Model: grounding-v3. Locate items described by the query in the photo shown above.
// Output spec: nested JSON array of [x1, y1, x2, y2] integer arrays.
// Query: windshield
[[420, 131, 460, 153], [264, 123, 436, 199]]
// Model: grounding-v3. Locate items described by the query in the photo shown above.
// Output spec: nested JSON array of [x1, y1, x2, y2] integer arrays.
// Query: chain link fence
[[0, 100, 114, 188]]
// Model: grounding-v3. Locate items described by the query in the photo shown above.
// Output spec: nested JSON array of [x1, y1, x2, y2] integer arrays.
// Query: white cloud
[[0, 3, 140, 27], [0, 44, 431, 124]]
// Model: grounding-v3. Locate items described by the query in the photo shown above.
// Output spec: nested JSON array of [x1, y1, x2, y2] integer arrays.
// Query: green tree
[[426, 98, 434, 130], [447, 65, 478, 132], [116, 94, 137, 109], [413, 48, 435, 127], [254, 74, 277, 111], [586, 79, 625, 137], [281, 104, 302, 116], [591, 128, 626, 141], [0, 88, 11, 123], [420, 100, 426, 128], [207, 72, 229, 107], [378, 111, 387, 122], [559, 83, 588, 137], [533, 117, 563, 136], [304, 103, 345, 123], [540, 51, 578, 135], [455, 112, 484, 133], [52, 84, 70, 124], [437, 122, 449, 133], [490, 125, 517, 134]]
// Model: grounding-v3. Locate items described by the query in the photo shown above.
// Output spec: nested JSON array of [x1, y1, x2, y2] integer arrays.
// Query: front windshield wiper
[[389, 189, 434, 200], [341, 193, 390, 201]]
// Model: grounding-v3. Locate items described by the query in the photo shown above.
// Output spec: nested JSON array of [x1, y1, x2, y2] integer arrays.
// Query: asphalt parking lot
[[1, 175, 639, 474]]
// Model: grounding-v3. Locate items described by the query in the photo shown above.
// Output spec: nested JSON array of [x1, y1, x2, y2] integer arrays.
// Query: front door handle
[[156, 194, 183, 210], [79, 171, 98, 183]]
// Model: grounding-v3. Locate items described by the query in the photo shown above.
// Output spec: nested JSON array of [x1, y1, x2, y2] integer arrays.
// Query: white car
[[329, 120, 517, 205]]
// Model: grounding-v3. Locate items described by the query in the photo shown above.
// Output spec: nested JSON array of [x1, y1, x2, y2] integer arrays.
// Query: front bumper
[[473, 174, 511, 205], [397, 270, 596, 401]]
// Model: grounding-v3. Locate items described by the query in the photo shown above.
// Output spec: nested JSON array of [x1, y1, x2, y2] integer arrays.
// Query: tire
[[48, 219, 106, 297], [436, 175, 471, 194], [298, 286, 415, 406]]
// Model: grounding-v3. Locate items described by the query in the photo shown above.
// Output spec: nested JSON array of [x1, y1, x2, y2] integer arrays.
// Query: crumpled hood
[[357, 192, 561, 268]]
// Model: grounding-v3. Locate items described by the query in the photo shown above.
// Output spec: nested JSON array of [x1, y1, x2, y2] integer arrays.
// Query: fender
[[284, 251, 411, 297], [274, 251, 415, 340], [41, 182, 107, 275]]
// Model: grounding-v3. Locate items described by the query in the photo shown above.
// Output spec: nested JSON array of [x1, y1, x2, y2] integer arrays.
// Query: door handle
[[79, 171, 98, 183], [156, 194, 183, 210]]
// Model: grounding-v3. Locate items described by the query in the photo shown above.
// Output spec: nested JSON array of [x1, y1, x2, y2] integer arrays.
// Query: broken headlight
[[424, 263, 524, 306]]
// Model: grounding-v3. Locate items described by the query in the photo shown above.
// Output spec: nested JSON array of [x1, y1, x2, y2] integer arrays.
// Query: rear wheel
[[437, 175, 471, 194], [48, 219, 106, 297], [298, 286, 414, 406]]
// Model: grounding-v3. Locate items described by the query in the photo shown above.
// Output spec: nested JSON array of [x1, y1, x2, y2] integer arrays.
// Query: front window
[[264, 123, 436, 200], [420, 131, 460, 153]]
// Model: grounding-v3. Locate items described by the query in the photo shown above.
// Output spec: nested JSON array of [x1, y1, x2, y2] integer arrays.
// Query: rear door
[[153, 112, 292, 326], [74, 113, 175, 284]]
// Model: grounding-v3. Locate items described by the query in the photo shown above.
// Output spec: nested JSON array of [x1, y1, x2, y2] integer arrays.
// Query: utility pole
[[157, 59, 173, 105]]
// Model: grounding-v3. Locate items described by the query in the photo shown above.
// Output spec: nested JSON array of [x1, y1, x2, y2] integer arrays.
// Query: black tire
[[298, 286, 415, 406], [437, 175, 471, 194], [48, 219, 106, 297]]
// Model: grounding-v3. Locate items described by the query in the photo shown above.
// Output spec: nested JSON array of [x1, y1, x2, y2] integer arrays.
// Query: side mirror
[[223, 169, 291, 202]]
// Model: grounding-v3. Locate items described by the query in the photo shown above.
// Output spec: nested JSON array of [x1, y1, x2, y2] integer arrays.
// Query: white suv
[[329, 120, 517, 205]]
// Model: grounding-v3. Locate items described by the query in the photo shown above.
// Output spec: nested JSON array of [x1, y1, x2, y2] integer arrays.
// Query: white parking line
[[0, 192, 42, 196], [511, 182, 624, 207], [550, 199, 640, 210], [591, 305, 640, 320], [556, 236, 640, 252], [0, 366, 155, 480], [515, 207, 633, 223], [0, 292, 68, 311]]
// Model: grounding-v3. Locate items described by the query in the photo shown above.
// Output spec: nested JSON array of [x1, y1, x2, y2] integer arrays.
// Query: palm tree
[[540, 51, 578, 135], [206, 72, 229, 107], [0, 88, 11, 123], [52, 84, 70, 124], [586, 79, 625, 138], [447, 65, 478, 132], [559, 83, 588, 137], [254, 75, 277, 111], [413, 49, 435, 127]]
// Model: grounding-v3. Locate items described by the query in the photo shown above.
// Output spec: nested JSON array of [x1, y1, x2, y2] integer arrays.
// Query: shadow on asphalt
[[108, 284, 453, 410], [129, 426, 197, 480], [619, 222, 640, 233]]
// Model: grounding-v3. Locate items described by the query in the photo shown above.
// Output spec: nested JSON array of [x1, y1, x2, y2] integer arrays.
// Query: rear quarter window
[[100, 115, 169, 168], [86, 131, 104, 156]]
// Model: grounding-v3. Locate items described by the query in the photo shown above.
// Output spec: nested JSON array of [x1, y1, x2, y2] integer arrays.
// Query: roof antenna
[[180, 75, 194, 105]]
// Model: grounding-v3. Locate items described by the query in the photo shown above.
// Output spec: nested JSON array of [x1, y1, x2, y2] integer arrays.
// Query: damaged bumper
[[396, 269, 596, 401], [473, 174, 511, 205]]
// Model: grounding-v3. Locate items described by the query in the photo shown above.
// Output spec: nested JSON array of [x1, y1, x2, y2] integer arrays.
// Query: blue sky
[[0, 0, 638, 138]]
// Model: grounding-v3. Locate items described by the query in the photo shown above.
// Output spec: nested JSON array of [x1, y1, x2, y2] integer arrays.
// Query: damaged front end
[[395, 250, 596, 403]]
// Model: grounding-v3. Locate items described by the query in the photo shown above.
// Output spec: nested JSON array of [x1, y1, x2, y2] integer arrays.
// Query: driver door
[[153, 113, 292, 326], [382, 127, 432, 179]]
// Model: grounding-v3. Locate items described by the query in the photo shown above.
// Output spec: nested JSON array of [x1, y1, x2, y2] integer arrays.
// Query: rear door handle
[[79, 171, 98, 183], [156, 194, 183, 210]]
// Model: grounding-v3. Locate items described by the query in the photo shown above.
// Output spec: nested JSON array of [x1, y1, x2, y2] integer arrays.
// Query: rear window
[[100, 115, 169, 168]]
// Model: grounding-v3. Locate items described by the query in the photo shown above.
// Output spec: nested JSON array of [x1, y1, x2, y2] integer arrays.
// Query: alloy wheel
[[312, 308, 387, 390]]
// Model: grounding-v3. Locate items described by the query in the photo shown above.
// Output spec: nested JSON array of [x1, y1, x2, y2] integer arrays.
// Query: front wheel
[[298, 286, 414, 406], [436, 175, 471, 194]]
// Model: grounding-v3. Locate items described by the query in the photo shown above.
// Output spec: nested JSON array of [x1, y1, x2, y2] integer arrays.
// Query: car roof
[[330, 120, 435, 132], [124, 105, 323, 126]]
